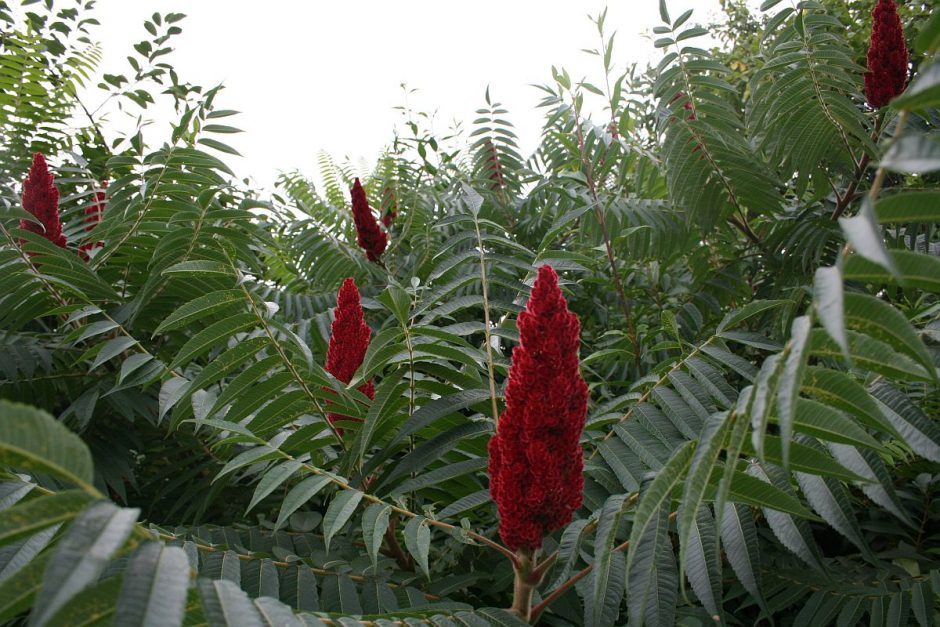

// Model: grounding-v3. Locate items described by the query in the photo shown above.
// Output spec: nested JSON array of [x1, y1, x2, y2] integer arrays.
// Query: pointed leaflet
[[747, 462, 823, 570], [625, 442, 695, 588], [791, 398, 884, 451], [179, 338, 268, 404], [318, 572, 362, 614], [161, 260, 236, 277], [321, 489, 363, 554], [159, 378, 190, 424], [628, 505, 677, 627], [403, 516, 431, 579], [197, 578, 264, 627], [678, 411, 730, 581], [379, 421, 491, 490], [843, 292, 935, 380], [746, 435, 866, 482], [750, 354, 784, 464], [0, 491, 92, 548], [827, 443, 914, 527], [548, 518, 590, 590], [776, 315, 812, 469], [169, 313, 257, 369], [358, 578, 397, 614], [28, 502, 139, 627], [113, 543, 190, 627], [247, 459, 304, 513], [720, 503, 768, 616], [241, 558, 279, 599], [875, 190, 940, 223], [727, 471, 818, 519], [360, 503, 392, 567], [202, 550, 241, 584], [0, 526, 58, 584], [801, 366, 898, 437], [813, 266, 849, 361], [586, 494, 627, 627], [0, 481, 34, 509], [38, 577, 122, 626], [871, 382, 940, 463], [716, 299, 790, 334], [682, 507, 722, 619], [795, 464, 871, 556], [844, 249, 940, 292], [881, 134, 940, 175], [0, 550, 49, 621], [253, 596, 303, 627], [0, 401, 94, 493], [349, 368, 407, 471], [714, 390, 753, 530], [215, 446, 279, 481], [154, 289, 244, 334], [280, 564, 319, 611], [839, 198, 898, 277], [274, 475, 332, 532], [89, 337, 138, 371]]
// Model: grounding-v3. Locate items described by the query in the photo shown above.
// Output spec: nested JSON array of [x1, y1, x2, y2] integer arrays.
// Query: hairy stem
[[510, 549, 536, 621]]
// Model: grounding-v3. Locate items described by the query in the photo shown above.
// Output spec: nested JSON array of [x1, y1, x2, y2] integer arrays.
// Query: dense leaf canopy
[[0, 0, 938, 625]]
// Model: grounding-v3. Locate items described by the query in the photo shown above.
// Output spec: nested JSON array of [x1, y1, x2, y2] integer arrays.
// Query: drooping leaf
[[113, 543, 190, 627], [29, 502, 139, 627], [321, 489, 363, 554], [0, 401, 95, 493]]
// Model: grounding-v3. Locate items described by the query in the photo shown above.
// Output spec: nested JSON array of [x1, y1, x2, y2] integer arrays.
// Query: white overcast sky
[[81, 1, 730, 189]]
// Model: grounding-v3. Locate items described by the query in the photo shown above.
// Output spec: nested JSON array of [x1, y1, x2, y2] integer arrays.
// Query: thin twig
[[473, 215, 501, 424]]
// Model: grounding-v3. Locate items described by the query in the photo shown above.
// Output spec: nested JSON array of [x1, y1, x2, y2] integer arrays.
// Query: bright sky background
[[82, 1, 731, 190]]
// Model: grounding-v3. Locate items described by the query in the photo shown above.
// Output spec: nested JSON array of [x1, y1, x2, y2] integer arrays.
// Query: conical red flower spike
[[20, 153, 66, 249], [350, 178, 387, 262], [864, 0, 908, 109], [487, 265, 588, 551], [325, 278, 375, 433]]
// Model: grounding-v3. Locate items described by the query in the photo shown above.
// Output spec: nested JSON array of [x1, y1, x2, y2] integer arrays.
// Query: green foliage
[[0, 1, 938, 625]]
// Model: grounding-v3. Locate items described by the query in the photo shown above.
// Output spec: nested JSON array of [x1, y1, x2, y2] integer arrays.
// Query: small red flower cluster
[[20, 153, 66, 249], [78, 181, 107, 261], [488, 265, 588, 551], [864, 0, 908, 109], [325, 278, 375, 432], [381, 186, 398, 227], [350, 178, 387, 262], [483, 139, 506, 191], [668, 92, 702, 159], [668, 91, 696, 121]]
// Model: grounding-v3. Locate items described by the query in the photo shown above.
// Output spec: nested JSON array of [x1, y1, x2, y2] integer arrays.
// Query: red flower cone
[[350, 178, 387, 262], [20, 153, 66, 249], [864, 0, 908, 109], [488, 265, 588, 551], [325, 278, 375, 432]]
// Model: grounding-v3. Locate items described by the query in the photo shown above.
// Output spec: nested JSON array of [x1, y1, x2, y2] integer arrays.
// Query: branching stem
[[568, 90, 641, 371]]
